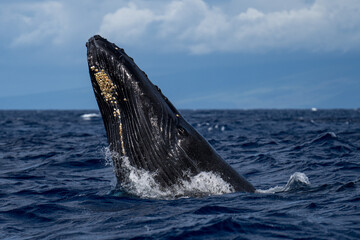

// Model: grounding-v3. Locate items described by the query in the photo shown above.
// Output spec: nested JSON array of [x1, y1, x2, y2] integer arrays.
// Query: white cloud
[[99, 0, 360, 54], [100, 3, 156, 42], [0, 1, 70, 46], [1, 0, 359, 53]]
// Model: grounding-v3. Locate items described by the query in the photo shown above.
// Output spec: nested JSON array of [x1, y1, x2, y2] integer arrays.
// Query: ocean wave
[[256, 172, 311, 194], [80, 113, 100, 120], [2, 110, 360, 239]]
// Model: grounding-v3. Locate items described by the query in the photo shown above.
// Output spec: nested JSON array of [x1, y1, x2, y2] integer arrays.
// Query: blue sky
[[0, 0, 359, 109]]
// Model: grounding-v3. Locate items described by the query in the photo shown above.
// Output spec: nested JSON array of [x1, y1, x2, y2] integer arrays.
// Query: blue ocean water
[[0, 109, 359, 239]]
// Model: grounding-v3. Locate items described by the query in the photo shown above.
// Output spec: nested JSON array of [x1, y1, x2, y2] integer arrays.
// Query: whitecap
[[81, 113, 100, 120], [256, 172, 310, 194], [328, 132, 337, 138]]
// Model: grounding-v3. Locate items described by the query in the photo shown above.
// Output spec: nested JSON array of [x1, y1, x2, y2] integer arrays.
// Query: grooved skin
[[87, 35, 256, 193]]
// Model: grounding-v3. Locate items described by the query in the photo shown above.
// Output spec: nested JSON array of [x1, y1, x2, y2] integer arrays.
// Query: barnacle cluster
[[92, 67, 126, 155], [94, 69, 117, 103]]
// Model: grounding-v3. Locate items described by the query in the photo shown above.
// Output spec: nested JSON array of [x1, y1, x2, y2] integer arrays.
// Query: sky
[[0, 0, 359, 109]]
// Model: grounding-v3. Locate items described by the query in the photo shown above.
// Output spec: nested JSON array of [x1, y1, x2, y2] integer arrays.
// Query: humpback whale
[[86, 35, 255, 195]]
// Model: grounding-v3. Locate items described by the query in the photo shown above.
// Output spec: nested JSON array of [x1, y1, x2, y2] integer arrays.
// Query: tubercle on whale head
[[86, 35, 183, 122], [86, 35, 183, 159], [86, 35, 176, 113]]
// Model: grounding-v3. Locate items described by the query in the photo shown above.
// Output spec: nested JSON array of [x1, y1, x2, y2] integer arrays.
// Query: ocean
[[0, 109, 359, 239]]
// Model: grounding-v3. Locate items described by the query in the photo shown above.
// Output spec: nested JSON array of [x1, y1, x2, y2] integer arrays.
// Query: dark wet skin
[[86, 35, 255, 193]]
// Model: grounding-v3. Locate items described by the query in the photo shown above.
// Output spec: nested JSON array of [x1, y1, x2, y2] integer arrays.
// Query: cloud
[[99, 0, 360, 54], [0, 1, 70, 46], [100, 3, 156, 43], [2, 0, 359, 53]]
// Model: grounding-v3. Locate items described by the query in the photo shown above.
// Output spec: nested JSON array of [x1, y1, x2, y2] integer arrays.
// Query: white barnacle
[[119, 122, 125, 155], [94, 70, 116, 103]]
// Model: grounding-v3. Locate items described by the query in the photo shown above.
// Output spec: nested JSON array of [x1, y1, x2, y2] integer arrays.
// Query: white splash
[[328, 132, 337, 138], [104, 148, 234, 199], [256, 172, 310, 194], [122, 156, 234, 199], [120, 156, 172, 199], [81, 113, 100, 120], [102, 147, 113, 167], [208, 124, 226, 132], [180, 172, 234, 196]]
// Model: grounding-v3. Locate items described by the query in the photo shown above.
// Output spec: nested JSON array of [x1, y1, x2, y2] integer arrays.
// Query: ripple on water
[[0, 110, 359, 239]]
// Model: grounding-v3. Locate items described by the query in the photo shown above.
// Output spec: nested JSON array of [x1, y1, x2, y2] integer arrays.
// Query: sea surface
[[0, 109, 359, 239]]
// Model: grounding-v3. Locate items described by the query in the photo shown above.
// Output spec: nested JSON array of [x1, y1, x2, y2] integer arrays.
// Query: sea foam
[[256, 172, 311, 194], [104, 147, 234, 199], [81, 113, 100, 120]]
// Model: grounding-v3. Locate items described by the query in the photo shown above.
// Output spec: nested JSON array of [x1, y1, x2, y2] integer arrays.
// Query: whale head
[[86, 35, 255, 194], [86, 35, 198, 184]]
